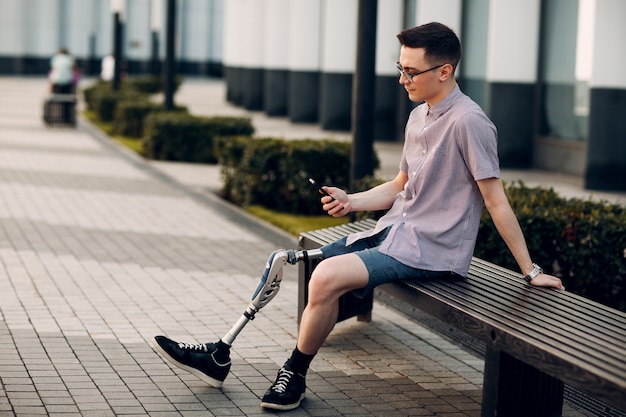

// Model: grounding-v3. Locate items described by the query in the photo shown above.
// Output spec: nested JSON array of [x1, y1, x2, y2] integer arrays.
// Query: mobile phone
[[308, 178, 335, 201]]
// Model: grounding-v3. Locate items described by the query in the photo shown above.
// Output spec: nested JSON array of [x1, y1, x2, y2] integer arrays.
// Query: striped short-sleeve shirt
[[347, 85, 500, 277]]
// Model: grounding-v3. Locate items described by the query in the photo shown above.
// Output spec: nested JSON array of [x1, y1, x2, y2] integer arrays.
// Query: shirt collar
[[427, 84, 461, 119]]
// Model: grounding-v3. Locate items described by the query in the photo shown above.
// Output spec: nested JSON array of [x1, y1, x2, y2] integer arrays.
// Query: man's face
[[397, 46, 443, 104]]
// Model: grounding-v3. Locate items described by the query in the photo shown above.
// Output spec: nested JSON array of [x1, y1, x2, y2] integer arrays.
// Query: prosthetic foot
[[152, 248, 323, 387]]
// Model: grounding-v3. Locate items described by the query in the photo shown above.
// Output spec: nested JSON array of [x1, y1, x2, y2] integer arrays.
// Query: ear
[[439, 63, 454, 81]]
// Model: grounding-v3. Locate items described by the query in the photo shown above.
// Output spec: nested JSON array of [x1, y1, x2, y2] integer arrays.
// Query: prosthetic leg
[[205, 248, 324, 383], [153, 248, 324, 387], [222, 248, 323, 345]]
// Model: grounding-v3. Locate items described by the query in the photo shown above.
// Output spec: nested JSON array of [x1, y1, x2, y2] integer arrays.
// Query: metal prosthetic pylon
[[211, 248, 324, 367]]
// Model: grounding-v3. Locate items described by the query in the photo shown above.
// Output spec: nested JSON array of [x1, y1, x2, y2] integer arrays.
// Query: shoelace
[[271, 368, 294, 393], [178, 342, 210, 352]]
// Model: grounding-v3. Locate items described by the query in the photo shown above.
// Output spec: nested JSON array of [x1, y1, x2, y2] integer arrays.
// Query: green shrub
[[89, 87, 146, 122], [123, 75, 183, 94], [84, 78, 187, 132], [82, 81, 110, 112], [217, 137, 380, 215], [143, 113, 254, 163], [475, 181, 626, 311], [214, 135, 254, 203], [112, 100, 162, 137], [112, 100, 188, 138]]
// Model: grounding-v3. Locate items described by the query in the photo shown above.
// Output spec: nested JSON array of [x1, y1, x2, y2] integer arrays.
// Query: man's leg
[[298, 253, 369, 354], [260, 253, 369, 410]]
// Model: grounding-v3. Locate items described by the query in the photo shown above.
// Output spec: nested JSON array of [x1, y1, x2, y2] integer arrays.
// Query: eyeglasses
[[396, 62, 444, 82]]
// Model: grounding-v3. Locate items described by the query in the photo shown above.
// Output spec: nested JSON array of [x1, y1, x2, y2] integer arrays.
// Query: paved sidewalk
[[0, 76, 608, 417]]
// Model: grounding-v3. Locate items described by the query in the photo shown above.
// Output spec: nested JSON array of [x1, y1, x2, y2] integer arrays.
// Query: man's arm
[[477, 177, 564, 290], [321, 171, 408, 217]]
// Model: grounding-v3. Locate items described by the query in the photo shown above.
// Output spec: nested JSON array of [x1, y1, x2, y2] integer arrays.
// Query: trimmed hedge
[[216, 136, 380, 215], [475, 181, 626, 312], [123, 75, 181, 94], [143, 113, 254, 163], [82, 76, 183, 126], [112, 100, 187, 138], [83, 82, 147, 122]]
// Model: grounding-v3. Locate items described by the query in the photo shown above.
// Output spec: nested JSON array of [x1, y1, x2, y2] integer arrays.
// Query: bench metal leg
[[482, 343, 564, 417]]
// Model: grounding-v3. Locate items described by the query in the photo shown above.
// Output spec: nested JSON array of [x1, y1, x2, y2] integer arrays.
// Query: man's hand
[[528, 273, 565, 290], [320, 187, 350, 217]]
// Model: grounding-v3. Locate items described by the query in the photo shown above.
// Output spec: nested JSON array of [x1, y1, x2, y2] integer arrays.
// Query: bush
[[83, 83, 148, 122], [475, 181, 626, 311], [143, 113, 254, 163], [112, 100, 188, 138], [217, 137, 380, 215], [83, 78, 187, 133], [94, 89, 130, 122], [123, 75, 183, 94], [82, 81, 110, 112]]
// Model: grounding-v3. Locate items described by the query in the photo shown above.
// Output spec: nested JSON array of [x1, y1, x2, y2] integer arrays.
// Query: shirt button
[[422, 149, 426, 154], [403, 212, 407, 217]]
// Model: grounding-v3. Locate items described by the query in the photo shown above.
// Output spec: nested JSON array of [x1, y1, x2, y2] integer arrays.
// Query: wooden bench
[[43, 94, 77, 127], [298, 219, 626, 417]]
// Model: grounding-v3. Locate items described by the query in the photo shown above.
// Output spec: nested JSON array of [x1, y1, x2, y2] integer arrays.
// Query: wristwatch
[[524, 263, 543, 283]]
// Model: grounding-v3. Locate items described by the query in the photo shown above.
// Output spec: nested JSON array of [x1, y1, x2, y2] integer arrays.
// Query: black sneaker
[[260, 365, 306, 410], [152, 335, 231, 388]]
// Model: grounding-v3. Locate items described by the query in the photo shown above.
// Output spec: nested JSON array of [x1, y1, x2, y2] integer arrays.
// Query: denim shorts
[[319, 226, 453, 298]]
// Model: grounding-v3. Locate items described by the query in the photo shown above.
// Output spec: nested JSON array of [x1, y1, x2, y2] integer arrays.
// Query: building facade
[[0, 0, 223, 76], [0, 0, 624, 191]]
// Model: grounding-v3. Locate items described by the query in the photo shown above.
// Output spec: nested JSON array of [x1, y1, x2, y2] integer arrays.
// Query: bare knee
[[308, 264, 339, 305], [307, 255, 368, 305]]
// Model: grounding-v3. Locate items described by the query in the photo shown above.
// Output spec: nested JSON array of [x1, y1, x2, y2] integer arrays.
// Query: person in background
[[49, 48, 75, 94], [100, 53, 115, 82]]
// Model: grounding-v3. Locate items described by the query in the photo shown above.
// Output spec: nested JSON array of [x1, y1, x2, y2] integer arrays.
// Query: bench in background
[[298, 220, 626, 417], [43, 94, 77, 127]]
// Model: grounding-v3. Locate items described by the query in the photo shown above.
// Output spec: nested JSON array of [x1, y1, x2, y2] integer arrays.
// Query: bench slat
[[467, 264, 626, 349], [415, 277, 626, 377], [463, 263, 626, 349], [471, 258, 626, 334]]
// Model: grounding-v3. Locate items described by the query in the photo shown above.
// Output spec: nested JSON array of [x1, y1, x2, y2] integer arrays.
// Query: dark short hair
[[397, 22, 462, 70]]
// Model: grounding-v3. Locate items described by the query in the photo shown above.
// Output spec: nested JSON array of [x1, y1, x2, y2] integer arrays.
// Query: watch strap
[[524, 263, 543, 283]]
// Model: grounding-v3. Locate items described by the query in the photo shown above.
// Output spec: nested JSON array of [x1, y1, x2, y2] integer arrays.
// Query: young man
[[153, 22, 564, 411]]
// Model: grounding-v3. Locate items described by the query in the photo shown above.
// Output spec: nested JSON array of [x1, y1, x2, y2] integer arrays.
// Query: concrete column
[[374, 0, 403, 141], [539, 0, 580, 141], [585, 0, 626, 191], [263, 0, 290, 116], [239, 0, 266, 110], [287, 0, 322, 123], [33, 0, 63, 56], [94, 0, 113, 59], [207, 0, 224, 75], [125, 0, 152, 74], [66, 0, 93, 58], [223, 0, 245, 104], [319, 0, 358, 131], [20, 0, 63, 73], [485, 0, 541, 168], [0, 0, 27, 73], [460, 0, 489, 109], [178, 0, 220, 75], [415, 0, 462, 33]]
